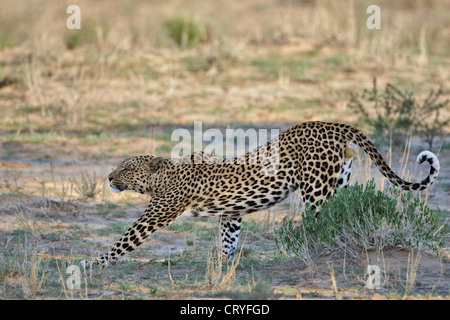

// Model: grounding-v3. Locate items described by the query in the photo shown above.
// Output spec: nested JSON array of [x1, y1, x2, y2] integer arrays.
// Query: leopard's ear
[[149, 157, 164, 173]]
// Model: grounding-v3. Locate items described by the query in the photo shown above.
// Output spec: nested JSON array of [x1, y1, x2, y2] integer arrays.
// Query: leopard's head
[[108, 155, 164, 195]]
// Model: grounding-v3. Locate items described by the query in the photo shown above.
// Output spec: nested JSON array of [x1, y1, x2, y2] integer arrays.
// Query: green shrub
[[348, 78, 449, 150], [64, 31, 93, 50], [63, 25, 100, 50], [165, 16, 206, 49], [275, 180, 446, 260]]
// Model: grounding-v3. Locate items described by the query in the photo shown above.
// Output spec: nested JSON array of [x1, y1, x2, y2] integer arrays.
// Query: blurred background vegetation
[[0, 0, 449, 141]]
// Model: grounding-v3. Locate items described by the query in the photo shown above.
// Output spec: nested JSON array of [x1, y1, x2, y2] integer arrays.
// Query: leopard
[[81, 121, 440, 268]]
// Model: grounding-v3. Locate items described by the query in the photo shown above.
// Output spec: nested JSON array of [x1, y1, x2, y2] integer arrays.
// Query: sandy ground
[[0, 132, 448, 299]]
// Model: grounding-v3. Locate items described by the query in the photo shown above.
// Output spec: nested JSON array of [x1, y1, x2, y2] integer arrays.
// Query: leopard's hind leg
[[335, 146, 355, 190], [219, 215, 242, 259], [299, 145, 348, 211]]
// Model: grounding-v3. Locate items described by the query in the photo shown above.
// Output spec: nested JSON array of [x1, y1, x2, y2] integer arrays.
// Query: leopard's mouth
[[109, 181, 127, 193]]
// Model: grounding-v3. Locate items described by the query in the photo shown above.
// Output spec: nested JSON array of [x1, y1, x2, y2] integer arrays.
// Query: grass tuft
[[276, 180, 447, 261], [165, 15, 207, 49]]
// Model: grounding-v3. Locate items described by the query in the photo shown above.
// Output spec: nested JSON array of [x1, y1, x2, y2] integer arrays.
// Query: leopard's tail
[[341, 124, 440, 191]]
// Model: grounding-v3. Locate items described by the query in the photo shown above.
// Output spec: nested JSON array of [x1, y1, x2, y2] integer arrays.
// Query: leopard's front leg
[[88, 215, 153, 267], [82, 197, 184, 268]]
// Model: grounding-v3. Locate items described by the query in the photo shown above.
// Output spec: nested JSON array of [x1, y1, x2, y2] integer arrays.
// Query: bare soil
[[0, 135, 448, 300]]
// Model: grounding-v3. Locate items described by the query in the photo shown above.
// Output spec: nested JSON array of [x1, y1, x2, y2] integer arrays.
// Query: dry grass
[[204, 228, 244, 291], [18, 238, 49, 299], [1, 0, 450, 133]]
